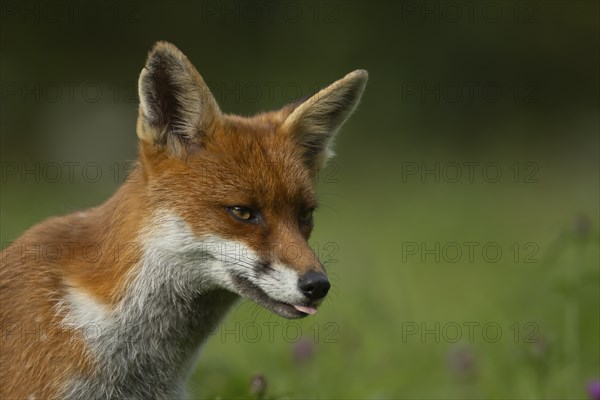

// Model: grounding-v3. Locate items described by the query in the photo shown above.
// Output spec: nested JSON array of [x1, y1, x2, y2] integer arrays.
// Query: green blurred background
[[1, 1, 598, 398]]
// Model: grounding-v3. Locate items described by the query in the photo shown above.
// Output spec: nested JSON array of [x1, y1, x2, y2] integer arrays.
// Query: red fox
[[0, 41, 367, 399]]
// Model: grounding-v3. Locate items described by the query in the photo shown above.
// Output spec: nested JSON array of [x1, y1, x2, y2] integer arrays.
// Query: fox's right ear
[[280, 70, 368, 173], [137, 41, 220, 157]]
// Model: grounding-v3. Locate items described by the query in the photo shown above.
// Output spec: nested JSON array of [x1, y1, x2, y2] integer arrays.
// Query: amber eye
[[299, 209, 313, 224], [227, 206, 257, 223]]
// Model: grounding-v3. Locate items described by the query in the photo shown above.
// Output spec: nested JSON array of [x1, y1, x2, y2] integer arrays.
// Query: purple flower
[[293, 338, 315, 364], [249, 373, 267, 399], [447, 344, 477, 380], [588, 380, 600, 400], [574, 214, 591, 238], [529, 336, 548, 360]]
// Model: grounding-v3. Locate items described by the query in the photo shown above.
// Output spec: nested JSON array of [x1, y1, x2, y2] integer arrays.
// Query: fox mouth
[[231, 275, 317, 319]]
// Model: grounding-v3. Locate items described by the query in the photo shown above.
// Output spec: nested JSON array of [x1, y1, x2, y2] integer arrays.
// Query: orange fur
[[0, 41, 367, 399]]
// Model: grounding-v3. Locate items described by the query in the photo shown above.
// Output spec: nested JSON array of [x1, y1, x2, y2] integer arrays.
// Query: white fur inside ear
[[282, 69, 368, 171], [137, 68, 151, 120], [137, 67, 155, 144]]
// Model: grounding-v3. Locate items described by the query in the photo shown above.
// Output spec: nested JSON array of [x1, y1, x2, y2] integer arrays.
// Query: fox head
[[135, 42, 367, 318]]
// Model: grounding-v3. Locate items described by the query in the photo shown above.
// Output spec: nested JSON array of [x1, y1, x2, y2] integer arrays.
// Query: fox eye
[[299, 209, 313, 224], [227, 206, 257, 223]]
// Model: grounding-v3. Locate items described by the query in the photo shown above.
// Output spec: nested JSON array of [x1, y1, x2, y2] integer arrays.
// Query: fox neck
[[63, 175, 240, 398], [65, 289, 237, 398]]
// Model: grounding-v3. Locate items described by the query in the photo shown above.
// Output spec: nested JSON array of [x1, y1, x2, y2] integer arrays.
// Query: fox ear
[[137, 41, 220, 157], [281, 70, 368, 172]]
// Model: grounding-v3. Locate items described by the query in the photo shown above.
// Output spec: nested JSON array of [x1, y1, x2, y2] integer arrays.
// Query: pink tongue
[[293, 305, 317, 315]]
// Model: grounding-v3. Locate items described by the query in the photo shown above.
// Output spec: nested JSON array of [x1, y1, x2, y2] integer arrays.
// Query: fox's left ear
[[137, 41, 221, 158], [281, 70, 368, 172]]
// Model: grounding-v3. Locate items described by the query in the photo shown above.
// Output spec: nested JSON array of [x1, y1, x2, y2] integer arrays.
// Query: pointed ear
[[281, 70, 368, 172], [137, 41, 220, 157]]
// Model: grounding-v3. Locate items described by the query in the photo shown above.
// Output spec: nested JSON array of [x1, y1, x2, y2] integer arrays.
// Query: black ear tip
[[151, 41, 178, 53], [146, 41, 186, 67], [349, 69, 369, 80], [345, 70, 369, 91]]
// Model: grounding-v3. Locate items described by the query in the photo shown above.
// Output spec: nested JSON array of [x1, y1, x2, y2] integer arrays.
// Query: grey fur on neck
[[64, 289, 237, 399], [61, 217, 240, 399]]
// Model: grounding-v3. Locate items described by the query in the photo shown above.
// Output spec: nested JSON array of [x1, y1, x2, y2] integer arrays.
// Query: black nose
[[298, 272, 330, 300]]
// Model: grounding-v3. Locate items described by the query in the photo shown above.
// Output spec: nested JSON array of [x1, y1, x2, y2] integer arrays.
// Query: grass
[[1, 153, 598, 399], [186, 155, 599, 399]]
